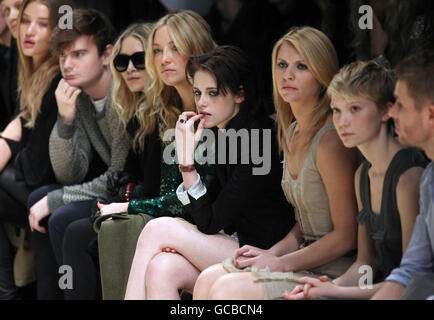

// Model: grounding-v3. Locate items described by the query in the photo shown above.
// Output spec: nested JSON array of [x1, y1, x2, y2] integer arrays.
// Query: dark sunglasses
[[113, 51, 146, 72]]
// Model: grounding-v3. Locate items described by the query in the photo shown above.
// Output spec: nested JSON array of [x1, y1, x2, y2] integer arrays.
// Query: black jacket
[[123, 116, 162, 198], [185, 108, 295, 249], [0, 39, 19, 130], [14, 73, 61, 190]]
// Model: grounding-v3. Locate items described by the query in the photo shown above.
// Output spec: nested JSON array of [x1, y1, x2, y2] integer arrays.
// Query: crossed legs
[[124, 217, 239, 300]]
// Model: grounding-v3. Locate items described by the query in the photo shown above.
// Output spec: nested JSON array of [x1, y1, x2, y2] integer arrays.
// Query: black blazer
[[185, 108, 296, 249]]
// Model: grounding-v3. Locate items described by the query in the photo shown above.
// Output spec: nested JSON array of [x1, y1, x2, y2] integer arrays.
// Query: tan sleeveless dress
[[223, 121, 355, 299]]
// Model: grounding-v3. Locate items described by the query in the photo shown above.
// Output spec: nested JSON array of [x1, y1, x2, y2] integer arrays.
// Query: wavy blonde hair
[[272, 26, 339, 153], [17, 0, 71, 128], [110, 23, 153, 151], [145, 10, 217, 140]]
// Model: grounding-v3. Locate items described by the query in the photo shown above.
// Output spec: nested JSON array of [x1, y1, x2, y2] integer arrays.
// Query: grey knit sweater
[[46, 89, 130, 212]]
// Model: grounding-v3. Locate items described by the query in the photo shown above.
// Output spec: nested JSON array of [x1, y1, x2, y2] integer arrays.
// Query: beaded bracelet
[[125, 182, 134, 202]]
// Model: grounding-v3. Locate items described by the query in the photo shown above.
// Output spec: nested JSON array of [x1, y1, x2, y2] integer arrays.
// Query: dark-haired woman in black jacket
[[125, 46, 295, 300]]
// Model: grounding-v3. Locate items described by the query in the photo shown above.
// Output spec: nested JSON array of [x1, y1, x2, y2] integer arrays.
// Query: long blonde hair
[[110, 23, 153, 151], [145, 10, 217, 139], [17, 0, 70, 128], [272, 26, 339, 153]]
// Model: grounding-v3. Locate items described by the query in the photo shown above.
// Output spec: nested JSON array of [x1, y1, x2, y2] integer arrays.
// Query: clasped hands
[[283, 275, 338, 300], [233, 245, 338, 300]]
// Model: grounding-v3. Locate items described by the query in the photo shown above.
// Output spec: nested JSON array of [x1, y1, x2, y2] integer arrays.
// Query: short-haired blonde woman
[[285, 61, 427, 300], [193, 26, 359, 300]]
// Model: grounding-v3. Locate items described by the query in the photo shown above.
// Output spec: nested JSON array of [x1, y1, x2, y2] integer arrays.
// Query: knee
[[136, 217, 176, 248], [145, 253, 176, 285], [47, 208, 64, 235], [195, 264, 221, 288], [194, 264, 226, 300], [27, 189, 42, 211], [27, 185, 60, 211], [27, 185, 51, 211], [209, 274, 239, 300], [63, 219, 89, 251]]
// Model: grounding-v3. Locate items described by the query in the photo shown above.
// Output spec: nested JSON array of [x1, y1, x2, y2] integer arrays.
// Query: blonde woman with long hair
[[51, 22, 157, 300], [0, 0, 70, 300], [110, 22, 153, 151], [284, 61, 427, 300], [193, 26, 359, 300], [98, 10, 217, 217], [93, 11, 217, 300]]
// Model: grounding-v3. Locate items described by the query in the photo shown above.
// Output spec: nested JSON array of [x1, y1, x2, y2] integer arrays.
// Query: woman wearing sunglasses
[[64, 11, 217, 300], [97, 10, 217, 219], [57, 22, 155, 300]]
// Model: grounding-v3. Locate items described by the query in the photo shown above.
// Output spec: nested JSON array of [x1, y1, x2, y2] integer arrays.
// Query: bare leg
[[193, 263, 229, 300], [146, 252, 200, 300], [124, 217, 239, 300], [209, 272, 265, 300]]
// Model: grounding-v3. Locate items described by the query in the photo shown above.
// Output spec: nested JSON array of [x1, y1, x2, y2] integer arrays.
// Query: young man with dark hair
[[27, 8, 130, 299], [373, 50, 434, 300]]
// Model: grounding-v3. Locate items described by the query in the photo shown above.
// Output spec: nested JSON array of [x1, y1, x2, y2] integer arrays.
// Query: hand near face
[[175, 111, 205, 166], [55, 78, 81, 125]]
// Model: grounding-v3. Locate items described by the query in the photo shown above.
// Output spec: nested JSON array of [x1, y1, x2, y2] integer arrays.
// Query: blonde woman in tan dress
[[193, 26, 359, 300]]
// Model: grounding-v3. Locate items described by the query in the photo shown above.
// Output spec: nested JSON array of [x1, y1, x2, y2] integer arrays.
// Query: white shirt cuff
[[176, 173, 207, 205]]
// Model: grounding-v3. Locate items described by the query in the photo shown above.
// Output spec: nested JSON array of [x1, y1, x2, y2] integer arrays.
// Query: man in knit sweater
[[27, 9, 130, 299]]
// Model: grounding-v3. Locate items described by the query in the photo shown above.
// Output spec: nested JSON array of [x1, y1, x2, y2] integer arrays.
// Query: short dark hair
[[186, 45, 259, 108], [395, 50, 434, 110], [50, 8, 116, 56]]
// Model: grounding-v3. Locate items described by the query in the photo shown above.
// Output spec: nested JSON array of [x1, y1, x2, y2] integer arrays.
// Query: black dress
[[357, 147, 428, 282]]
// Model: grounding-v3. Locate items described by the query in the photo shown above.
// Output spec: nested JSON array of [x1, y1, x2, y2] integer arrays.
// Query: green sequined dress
[[127, 120, 215, 217]]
